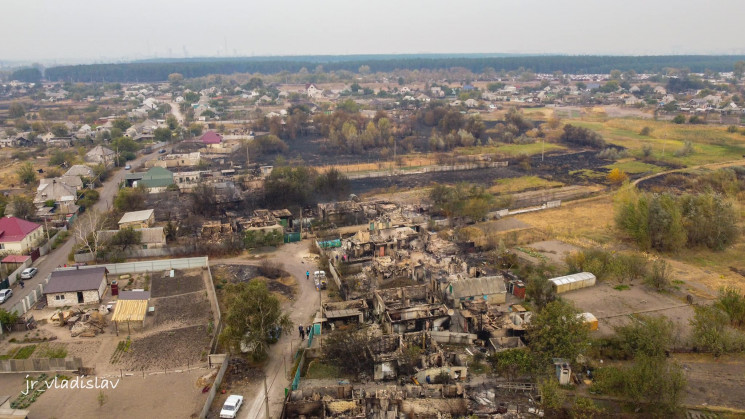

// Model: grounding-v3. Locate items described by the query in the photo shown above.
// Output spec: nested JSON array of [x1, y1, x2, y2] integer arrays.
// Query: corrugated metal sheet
[[549, 272, 596, 293], [450, 275, 507, 299], [112, 299, 148, 323]]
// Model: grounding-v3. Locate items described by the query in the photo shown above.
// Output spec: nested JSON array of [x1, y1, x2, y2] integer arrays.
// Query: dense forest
[[42, 55, 745, 83]]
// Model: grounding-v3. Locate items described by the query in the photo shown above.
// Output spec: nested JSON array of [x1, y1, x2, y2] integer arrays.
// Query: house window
[[54, 295, 64, 301]]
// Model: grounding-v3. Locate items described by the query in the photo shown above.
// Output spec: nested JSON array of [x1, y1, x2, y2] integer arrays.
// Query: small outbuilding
[[447, 275, 507, 306], [44, 267, 109, 307], [112, 291, 150, 333], [118, 209, 155, 229], [549, 272, 596, 294]]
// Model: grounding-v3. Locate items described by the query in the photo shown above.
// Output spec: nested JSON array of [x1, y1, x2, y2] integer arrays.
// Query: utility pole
[[263, 373, 270, 419], [43, 216, 50, 243], [318, 287, 322, 351]]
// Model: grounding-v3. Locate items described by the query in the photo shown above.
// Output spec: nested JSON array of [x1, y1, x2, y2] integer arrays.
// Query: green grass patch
[[613, 284, 631, 291], [305, 361, 341, 379], [13, 345, 36, 360], [569, 168, 606, 180], [568, 118, 745, 167], [489, 175, 563, 194], [36, 343, 68, 359], [603, 159, 663, 174]]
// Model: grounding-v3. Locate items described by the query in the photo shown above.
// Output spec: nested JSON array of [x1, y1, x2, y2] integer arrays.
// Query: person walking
[[298, 325, 304, 339], [306, 271, 310, 280], [19, 280, 24, 289], [306, 325, 311, 337]]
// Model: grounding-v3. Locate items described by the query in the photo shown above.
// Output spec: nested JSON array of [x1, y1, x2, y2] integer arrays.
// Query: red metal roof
[[1, 255, 30, 263], [0, 216, 42, 243], [200, 131, 222, 144]]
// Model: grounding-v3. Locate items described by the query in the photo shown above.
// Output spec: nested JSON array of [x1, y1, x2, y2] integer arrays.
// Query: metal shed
[[548, 272, 596, 294]]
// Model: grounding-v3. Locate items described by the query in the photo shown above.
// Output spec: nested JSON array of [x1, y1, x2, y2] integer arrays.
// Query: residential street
[[213, 241, 323, 419], [3, 150, 160, 310]]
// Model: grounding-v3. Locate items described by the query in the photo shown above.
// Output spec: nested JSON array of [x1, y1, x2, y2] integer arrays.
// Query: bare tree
[[73, 210, 111, 257]]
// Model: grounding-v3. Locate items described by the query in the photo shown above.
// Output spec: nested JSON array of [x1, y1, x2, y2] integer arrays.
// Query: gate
[[29, 248, 40, 262]]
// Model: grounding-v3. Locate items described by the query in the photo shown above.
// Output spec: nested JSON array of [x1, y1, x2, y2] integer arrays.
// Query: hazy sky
[[2, 0, 744, 64]]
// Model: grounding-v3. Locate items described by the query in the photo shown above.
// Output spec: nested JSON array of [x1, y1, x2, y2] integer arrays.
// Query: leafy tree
[[16, 162, 37, 185], [314, 168, 350, 202], [487, 348, 533, 380], [8, 195, 35, 219], [113, 186, 148, 212], [263, 166, 317, 209], [639, 126, 652, 136], [188, 123, 203, 137], [153, 127, 172, 142], [165, 115, 179, 130], [560, 124, 606, 148], [645, 259, 672, 291], [716, 287, 745, 329], [50, 123, 69, 137], [570, 397, 602, 419], [690, 305, 745, 355], [243, 230, 283, 248], [219, 280, 292, 361], [525, 275, 556, 311], [538, 377, 565, 414], [526, 300, 589, 367], [615, 314, 675, 358], [112, 119, 132, 131], [672, 114, 686, 124], [0, 309, 20, 332], [167, 73, 184, 85], [0, 194, 7, 217], [593, 355, 686, 416], [49, 149, 77, 166], [734, 60, 745, 80], [109, 227, 142, 251], [8, 102, 25, 119]]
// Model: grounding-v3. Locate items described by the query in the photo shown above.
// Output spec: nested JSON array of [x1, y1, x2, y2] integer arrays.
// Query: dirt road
[[168, 101, 184, 124], [4, 150, 160, 310], [212, 241, 322, 419]]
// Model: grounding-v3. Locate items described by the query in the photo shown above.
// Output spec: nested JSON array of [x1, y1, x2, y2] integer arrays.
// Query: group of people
[[298, 324, 312, 340]]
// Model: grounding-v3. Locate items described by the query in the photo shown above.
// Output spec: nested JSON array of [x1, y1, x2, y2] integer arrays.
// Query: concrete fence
[[345, 161, 509, 180], [7, 281, 47, 319], [73, 245, 197, 263], [0, 357, 83, 374], [39, 226, 68, 257], [58, 256, 209, 275], [198, 355, 229, 419], [5, 258, 33, 287]]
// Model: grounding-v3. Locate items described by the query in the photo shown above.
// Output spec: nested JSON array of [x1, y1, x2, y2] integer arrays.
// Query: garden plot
[[150, 269, 205, 298], [117, 325, 211, 371]]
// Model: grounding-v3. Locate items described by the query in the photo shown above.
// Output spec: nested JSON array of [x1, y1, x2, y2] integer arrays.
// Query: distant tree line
[[43, 55, 745, 82]]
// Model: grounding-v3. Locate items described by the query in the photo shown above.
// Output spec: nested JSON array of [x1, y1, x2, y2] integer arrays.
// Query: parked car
[[124, 164, 131, 170], [158, 148, 167, 154], [220, 395, 244, 419], [0, 289, 12, 304], [20, 268, 37, 279]]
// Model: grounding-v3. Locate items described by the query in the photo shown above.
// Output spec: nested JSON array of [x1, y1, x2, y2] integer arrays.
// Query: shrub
[[672, 114, 686, 124], [674, 140, 694, 157], [606, 167, 628, 185], [645, 259, 672, 291], [639, 126, 652, 136]]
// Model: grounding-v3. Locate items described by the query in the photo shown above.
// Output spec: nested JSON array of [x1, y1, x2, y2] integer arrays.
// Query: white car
[[220, 395, 244, 419], [20, 267, 37, 279], [0, 289, 12, 304]]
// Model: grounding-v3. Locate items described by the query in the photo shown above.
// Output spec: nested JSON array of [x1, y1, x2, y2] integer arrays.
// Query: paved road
[[4, 150, 160, 310]]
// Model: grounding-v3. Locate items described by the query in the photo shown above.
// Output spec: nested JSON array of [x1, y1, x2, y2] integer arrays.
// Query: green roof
[[140, 167, 173, 188]]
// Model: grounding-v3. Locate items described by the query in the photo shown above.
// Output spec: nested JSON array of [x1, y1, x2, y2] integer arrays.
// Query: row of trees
[[615, 187, 739, 252], [429, 183, 494, 222], [264, 167, 350, 209], [43, 55, 745, 82]]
